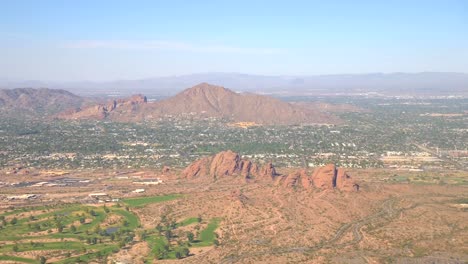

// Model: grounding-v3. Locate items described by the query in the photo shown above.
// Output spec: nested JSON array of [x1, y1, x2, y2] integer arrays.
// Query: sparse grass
[[122, 194, 182, 207], [454, 198, 468, 204]]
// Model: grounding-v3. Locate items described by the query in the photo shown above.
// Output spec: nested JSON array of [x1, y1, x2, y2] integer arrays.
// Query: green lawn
[[0, 255, 38, 264], [177, 217, 200, 227], [56, 244, 118, 264], [193, 217, 221, 247], [0, 201, 216, 263], [0, 205, 130, 263], [122, 194, 182, 207], [112, 209, 140, 229]]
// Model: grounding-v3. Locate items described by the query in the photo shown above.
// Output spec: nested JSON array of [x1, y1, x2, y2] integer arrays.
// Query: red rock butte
[[182, 150, 358, 191]]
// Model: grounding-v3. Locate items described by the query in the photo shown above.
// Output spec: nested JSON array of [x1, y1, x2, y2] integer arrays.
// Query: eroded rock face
[[259, 162, 277, 179], [311, 164, 356, 191], [182, 157, 211, 179], [182, 150, 272, 180], [209, 150, 242, 178], [311, 164, 336, 190], [335, 168, 356, 191], [182, 152, 357, 192], [59, 94, 147, 120]]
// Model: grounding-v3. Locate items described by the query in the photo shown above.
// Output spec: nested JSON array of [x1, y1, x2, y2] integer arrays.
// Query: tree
[[79, 217, 86, 224], [182, 247, 190, 257], [187, 232, 194, 243], [56, 222, 64, 233], [197, 214, 202, 223], [10, 217, 18, 225], [175, 251, 182, 259], [70, 225, 77, 233], [12, 244, 19, 252], [213, 239, 220, 246], [39, 256, 47, 264], [164, 230, 172, 241], [156, 223, 163, 233], [90, 209, 97, 217]]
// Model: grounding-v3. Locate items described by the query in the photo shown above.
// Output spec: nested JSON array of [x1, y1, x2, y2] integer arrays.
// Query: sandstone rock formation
[[335, 168, 357, 192], [310, 164, 357, 191], [182, 151, 357, 191], [258, 162, 277, 180], [282, 169, 311, 189], [182, 150, 276, 181], [311, 164, 337, 190], [182, 156, 212, 179]]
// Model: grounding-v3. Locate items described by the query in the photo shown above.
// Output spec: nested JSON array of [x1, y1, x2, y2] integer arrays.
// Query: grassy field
[[0, 255, 38, 264], [122, 194, 182, 207], [0, 204, 139, 263], [194, 217, 221, 247], [0, 193, 216, 263], [144, 217, 221, 261], [177, 217, 200, 227]]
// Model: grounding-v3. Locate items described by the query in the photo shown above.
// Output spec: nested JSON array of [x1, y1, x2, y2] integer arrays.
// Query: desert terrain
[[0, 152, 466, 263]]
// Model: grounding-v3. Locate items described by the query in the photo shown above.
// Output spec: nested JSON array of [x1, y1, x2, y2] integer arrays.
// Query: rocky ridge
[[182, 150, 276, 180], [182, 150, 358, 191], [59, 94, 147, 120]]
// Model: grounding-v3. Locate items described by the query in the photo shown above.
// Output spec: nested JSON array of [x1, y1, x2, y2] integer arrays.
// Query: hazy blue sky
[[1, 0, 467, 81]]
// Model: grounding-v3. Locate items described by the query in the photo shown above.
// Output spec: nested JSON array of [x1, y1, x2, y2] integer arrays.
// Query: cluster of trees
[[153, 214, 193, 259]]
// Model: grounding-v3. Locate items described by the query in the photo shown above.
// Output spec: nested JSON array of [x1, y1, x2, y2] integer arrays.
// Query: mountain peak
[[181, 83, 236, 97], [57, 83, 340, 125]]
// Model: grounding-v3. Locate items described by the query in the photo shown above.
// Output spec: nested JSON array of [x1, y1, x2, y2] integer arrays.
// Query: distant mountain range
[[59, 83, 339, 125], [1, 72, 467, 97], [0, 88, 88, 118]]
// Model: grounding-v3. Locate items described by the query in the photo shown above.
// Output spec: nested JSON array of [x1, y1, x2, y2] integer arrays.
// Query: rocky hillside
[[0, 88, 85, 117], [59, 83, 340, 125], [58, 94, 147, 120], [182, 150, 277, 180], [182, 150, 358, 191]]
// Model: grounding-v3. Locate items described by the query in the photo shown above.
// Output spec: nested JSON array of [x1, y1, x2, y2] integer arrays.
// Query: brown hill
[[59, 83, 340, 125], [0, 88, 85, 117]]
